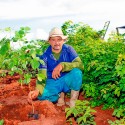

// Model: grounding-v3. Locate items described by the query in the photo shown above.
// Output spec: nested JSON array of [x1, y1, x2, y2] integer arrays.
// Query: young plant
[[28, 100, 39, 120], [65, 100, 96, 125], [108, 116, 125, 125]]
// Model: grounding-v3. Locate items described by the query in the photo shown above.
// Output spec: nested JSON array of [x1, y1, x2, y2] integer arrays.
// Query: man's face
[[49, 36, 65, 52]]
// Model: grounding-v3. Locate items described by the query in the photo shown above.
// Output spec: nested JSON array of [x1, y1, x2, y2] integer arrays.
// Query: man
[[28, 27, 84, 107]]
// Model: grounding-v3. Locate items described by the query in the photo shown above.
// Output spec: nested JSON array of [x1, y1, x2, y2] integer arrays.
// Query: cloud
[[35, 28, 48, 40], [0, 0, 125, 41], [0, 0, 124, 20]]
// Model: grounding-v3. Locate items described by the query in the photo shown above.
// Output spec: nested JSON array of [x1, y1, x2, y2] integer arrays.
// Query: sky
[[0, 0, 125, 40]]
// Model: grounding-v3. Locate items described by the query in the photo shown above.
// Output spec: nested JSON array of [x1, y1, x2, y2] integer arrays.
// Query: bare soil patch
[[0, 74, 117, 125]]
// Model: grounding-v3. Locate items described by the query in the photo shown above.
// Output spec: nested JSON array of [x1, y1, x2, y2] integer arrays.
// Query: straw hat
[[47, 27, 67, 41]]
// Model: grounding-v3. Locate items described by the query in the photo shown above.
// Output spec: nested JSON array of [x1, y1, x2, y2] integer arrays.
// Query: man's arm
[[52, 57, 83, 79], [61, 57, 84, 72]]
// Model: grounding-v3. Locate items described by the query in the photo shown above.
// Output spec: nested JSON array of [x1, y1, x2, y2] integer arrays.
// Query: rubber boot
[[57, 92, 65, 106], [69, 90, 79, 107]]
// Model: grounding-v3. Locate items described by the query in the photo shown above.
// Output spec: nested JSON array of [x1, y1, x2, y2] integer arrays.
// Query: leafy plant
[[61, 21, 125, 118], [0, 27, 48, 87], [65, 100, 96, 125], [108, 117, 125, 125], [112, 105, 125, 118]]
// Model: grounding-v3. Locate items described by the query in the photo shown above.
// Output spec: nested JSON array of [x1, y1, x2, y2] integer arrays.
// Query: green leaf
[[77, 116, 84, 124], [37, 73, 46, 82], [11, 66, 18, 71], [72, 108, 78, 117], [0, 42, 10, 55], [65, 107, 74, 118], [114, 87, 120, 97], [24, 73, 32, 84], [30, 59, 40, 70]]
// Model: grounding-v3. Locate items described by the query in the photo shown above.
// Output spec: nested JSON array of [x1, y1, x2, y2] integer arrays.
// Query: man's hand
[[27, 90, 39, 104], [52, 63, 63, 79]]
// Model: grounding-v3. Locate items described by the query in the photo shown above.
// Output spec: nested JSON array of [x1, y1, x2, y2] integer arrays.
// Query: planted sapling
[[28, 100, 39, 120]]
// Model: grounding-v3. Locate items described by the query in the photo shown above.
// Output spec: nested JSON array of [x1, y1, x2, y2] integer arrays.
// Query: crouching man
[[28, 27, 84, 107]]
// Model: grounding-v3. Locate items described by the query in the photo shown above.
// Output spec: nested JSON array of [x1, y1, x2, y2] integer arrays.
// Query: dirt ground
[[0, 74, 117, 125]]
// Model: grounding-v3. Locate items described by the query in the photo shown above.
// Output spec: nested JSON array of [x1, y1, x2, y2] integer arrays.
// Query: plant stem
[[31, 100, 34, 114]]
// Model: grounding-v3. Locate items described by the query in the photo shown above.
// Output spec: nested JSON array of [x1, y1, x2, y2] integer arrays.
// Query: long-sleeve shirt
[[36, 44, 84, 94]]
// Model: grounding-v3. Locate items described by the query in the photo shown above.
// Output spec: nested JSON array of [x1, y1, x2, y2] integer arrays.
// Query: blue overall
[[37, 44, 83, 102]]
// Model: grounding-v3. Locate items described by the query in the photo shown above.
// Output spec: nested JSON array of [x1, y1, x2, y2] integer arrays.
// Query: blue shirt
[[38, 44, 78, 79]]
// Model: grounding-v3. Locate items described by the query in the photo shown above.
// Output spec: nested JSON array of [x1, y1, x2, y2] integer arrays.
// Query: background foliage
[[62, 20, 125, 118]]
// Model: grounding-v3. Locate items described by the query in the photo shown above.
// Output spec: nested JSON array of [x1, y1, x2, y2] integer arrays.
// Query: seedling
[[28, 100, 39, 120]]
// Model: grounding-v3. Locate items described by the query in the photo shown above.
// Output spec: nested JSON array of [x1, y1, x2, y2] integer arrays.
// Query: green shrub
[[65, 100, 96, 125]]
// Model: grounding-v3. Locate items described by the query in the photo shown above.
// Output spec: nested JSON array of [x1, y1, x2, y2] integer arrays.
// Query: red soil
[[0, 74, 117, 125]]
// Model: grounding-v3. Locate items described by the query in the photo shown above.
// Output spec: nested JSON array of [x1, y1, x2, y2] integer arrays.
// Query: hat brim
[[47, 35, 67, 41]]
